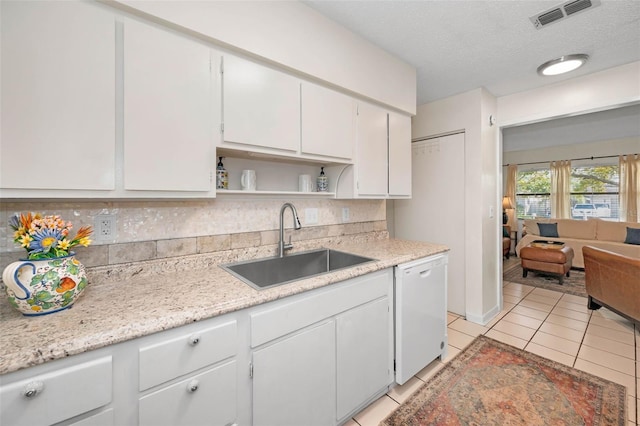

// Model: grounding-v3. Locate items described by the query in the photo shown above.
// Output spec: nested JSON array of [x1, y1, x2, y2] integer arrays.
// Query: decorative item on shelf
[[241, 169, 257, 191], [316, 166, 328, 192], [298, 174, 313, 192], [2, 213, 92, 316], [216, 157, 228, 190], [502, 196, 515, 225]]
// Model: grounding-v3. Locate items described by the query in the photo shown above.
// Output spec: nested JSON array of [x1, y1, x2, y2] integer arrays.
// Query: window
[[515, 163, 620, 220], [516, 169, 551, 219], [570, 164, 619, 220]]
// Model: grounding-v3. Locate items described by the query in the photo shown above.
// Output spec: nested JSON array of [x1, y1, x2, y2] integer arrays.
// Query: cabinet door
[[139, 361, 236, 426], [0, 356, 112, 426], [301, 82, 355, 160], [0, 1, 115, 190], [123, 18, 214, 191], [222, 54, 300, 152], [69, 409, 114, 426], [356, 103, 388, 197], [388, 112, 412, 197], [252, 322, 335, 426], [336, 297, 390, 420]]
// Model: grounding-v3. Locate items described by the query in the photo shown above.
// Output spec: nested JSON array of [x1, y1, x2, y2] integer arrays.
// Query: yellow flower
[[18, 234, 33, 248], [57, 239, 71, 251], [78, 237, 92, 247], [13, 228, 26, 239]]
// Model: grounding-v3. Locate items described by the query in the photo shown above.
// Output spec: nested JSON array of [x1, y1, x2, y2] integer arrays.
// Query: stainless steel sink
[[220, 248, 375, 290]]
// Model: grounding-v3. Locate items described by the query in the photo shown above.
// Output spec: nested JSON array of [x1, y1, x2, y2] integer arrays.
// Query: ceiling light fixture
[[537, 54, 589, 76]]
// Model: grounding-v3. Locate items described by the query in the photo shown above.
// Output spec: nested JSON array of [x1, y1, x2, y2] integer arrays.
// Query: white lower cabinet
[[336, 297, 391, 420], [139, 361, 237, 426], [250, 268, 393, 425], [252, 322, 336, 426], [0, 268, 394, 426], [69, 408, 114, 426], [0, 356, 113, 426]]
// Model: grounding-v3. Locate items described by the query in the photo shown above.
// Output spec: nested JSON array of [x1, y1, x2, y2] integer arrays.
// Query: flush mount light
[[537, 54, 589, 76]]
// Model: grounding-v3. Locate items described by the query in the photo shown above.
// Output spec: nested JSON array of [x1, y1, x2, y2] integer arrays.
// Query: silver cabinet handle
[[23, 381, 44, 398], [187, 379, 199, 393], [188, 334, 200, 346]]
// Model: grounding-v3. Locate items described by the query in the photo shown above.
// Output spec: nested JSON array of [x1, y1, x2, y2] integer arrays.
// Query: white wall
[[111, 0, 416, 114], [409, 88, 500, 324], [498, 62, 640, 127], [503, 137, 640, 167]]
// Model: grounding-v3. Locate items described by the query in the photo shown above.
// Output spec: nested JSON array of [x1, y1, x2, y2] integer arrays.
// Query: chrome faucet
[[278, 202, 302, 257]]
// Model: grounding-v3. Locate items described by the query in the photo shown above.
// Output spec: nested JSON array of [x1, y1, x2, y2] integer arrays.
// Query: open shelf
[[216, 189, 335, 197]]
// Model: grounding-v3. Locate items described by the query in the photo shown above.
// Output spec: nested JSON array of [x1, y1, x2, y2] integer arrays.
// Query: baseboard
[[465, 304, 500, 325]]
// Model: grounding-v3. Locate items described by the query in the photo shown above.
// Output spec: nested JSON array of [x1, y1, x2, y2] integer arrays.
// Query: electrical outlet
[[342, 207, 350, 223], [305, 208, 318, 225], [94, 214, 116, 241]]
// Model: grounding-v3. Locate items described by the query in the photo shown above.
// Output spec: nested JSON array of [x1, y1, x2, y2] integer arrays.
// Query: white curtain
[[620, 154, 639, 222], [551, 160, 571, 219], [505, 164, 518, 228]]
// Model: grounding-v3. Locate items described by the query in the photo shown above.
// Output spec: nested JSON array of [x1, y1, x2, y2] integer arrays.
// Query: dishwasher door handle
[[419, 269, 432, 278]]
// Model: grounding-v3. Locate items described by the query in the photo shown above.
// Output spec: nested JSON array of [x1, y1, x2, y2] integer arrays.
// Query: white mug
[[298, 174, 314, 192], [241, 170, 257, 191]]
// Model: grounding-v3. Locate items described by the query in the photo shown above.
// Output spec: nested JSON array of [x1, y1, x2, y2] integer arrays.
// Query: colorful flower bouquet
[[9, 212, 93, 260]]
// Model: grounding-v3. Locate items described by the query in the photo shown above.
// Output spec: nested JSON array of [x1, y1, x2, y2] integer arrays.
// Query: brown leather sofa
[[503, 225, 511, 259], [583, 246, 640, 324]]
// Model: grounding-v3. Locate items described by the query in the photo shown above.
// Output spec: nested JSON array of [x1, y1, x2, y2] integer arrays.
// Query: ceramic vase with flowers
[[2, 213, 93, 316]]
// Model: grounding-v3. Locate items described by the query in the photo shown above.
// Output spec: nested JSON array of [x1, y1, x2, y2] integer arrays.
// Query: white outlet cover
[[94, 214, 116, 242], [305, 208, 318, 225], [342, 207, 350, 222]]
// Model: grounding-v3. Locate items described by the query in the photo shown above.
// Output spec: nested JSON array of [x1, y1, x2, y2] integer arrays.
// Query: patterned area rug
[[381, 336, 626, 426], [503, 263, 587, 298]]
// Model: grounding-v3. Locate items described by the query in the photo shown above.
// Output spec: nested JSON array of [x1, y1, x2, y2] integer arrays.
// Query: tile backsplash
[[0, 198, 386, 270]]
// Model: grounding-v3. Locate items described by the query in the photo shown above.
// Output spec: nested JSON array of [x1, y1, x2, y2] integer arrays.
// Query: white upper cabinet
[[301, 82, 355, 160], [222, 54, 300, 153], [355, 102, 389, 197], [388, 112, 412, 198], [0, 1, 116, 190], [123, 19, 216, 192]]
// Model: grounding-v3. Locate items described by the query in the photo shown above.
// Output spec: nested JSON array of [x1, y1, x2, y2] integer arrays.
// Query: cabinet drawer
[[139, 320, 237, 391], [69, 408, 114, 426], [139, 361, 237, 426], [0, 356, 112, 426], [251, 269, 391, 347]]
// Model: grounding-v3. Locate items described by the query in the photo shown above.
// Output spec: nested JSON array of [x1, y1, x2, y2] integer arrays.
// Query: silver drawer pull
[[188, 334, 200, 346], [187, 379, 199, 393], [23, 381, 44, 398]]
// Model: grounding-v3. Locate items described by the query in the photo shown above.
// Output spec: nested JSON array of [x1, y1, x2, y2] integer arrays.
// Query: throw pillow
[[538, 222, 559, 238], [503, 227, 509, 238], [624, 227, 640, 245]]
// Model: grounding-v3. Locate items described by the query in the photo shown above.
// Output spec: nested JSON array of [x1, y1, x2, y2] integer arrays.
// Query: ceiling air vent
[[537, 8, 564, 26], [564, 0, 593, 15], [530, 0, 601, 29]]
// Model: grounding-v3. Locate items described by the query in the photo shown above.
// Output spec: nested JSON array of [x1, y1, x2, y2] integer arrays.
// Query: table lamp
[[502, 196, 514, 225]]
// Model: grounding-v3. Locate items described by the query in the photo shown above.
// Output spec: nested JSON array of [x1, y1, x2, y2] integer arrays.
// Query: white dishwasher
[[394, 253, 448, 385]]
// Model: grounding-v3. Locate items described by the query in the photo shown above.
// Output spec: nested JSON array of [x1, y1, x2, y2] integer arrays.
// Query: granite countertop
[[0, 237, 448, 375]]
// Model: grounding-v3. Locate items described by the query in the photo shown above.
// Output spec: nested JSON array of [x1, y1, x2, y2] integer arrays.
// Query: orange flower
[[20, 212, 33, 230], [74, 226, 93, 240]]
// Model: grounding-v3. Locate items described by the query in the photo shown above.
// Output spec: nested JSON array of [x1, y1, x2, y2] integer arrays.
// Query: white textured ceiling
[[303, 0, 640, 105]]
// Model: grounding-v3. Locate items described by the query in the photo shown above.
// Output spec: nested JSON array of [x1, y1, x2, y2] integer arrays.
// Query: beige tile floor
[[346, 259, 639, 426]]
